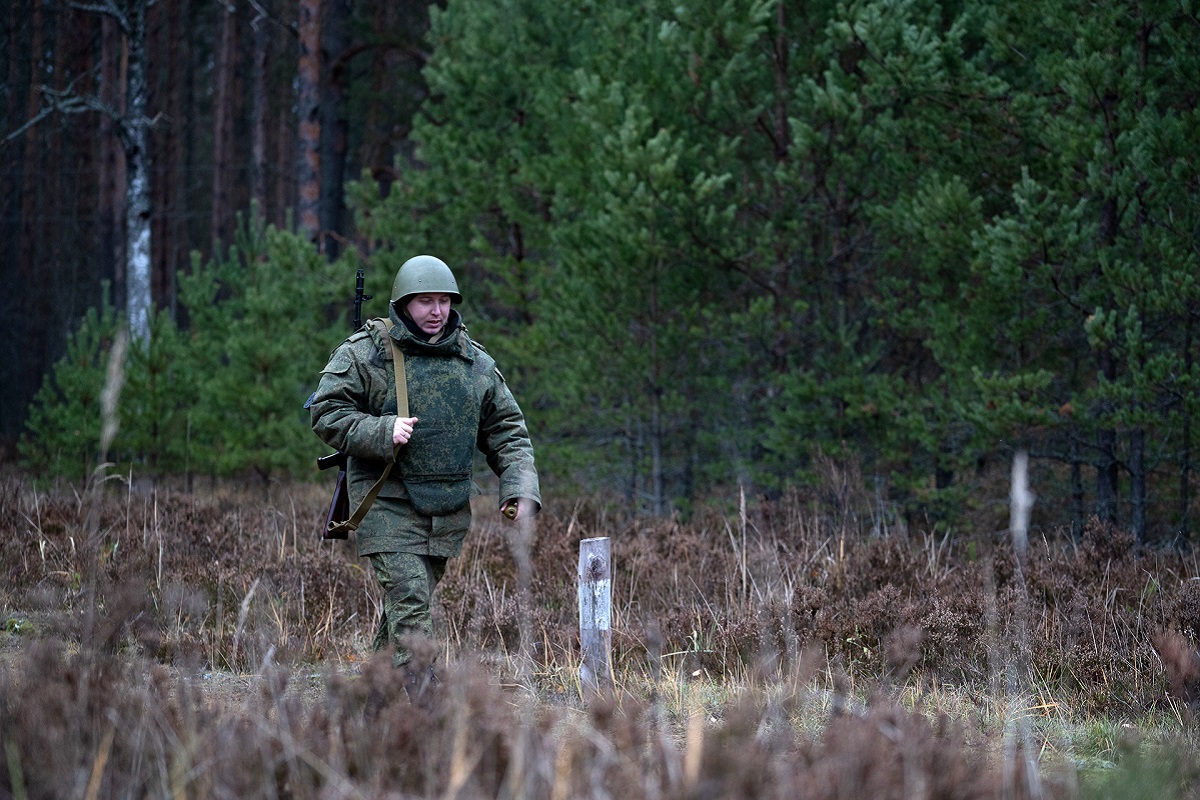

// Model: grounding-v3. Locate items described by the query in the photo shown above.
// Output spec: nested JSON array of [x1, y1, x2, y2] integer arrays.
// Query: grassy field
[[2, 471, 1200, 799]]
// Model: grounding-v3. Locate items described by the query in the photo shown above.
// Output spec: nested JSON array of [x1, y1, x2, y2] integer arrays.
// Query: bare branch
[[3, 75, 122, 143], [4, 106, 57, 143], [242, 0, 298, 36], [45, 84, 122, 116], [68, 0, 130, 32]]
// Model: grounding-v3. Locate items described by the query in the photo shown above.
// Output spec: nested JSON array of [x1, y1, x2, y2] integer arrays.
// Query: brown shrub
[[3, 476, 1200, 797]]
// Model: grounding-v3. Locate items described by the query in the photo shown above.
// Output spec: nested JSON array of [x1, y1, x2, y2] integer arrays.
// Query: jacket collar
[[387, 307, 473, 361]]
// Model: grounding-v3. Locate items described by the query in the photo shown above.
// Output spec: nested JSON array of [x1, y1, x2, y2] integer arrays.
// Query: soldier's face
[[406, 293, 452, 336]]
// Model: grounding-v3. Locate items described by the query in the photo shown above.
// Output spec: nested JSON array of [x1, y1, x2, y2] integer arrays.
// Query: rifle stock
[[317, 451, 347, 471], [322, 463, 351, 539], [316, 451, 350, 540]]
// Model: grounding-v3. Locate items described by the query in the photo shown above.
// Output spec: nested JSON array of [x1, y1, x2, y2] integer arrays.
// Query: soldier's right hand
[[393, 416, 418, 445]]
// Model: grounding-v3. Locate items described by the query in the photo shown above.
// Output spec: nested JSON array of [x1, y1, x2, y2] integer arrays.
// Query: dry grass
[[2, 472, 1200, 798]]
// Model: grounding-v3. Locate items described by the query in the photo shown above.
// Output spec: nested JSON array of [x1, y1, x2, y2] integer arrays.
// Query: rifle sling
[[327, 319, 408, 536]]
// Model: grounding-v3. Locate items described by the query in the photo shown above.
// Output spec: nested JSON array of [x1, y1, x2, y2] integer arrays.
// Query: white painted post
[[578, 537, 613, 695]]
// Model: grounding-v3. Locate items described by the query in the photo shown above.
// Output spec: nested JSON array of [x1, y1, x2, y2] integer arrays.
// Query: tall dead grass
[[2, 472, 1199, 798]]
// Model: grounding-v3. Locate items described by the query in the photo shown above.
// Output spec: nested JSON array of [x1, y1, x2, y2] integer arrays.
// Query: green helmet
[[391, 255, 462, 306]]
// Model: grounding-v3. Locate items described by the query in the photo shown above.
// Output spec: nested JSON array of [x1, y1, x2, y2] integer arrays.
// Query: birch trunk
[[122, 0, 152, 345]]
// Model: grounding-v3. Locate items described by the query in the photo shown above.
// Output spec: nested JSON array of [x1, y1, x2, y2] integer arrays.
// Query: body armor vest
[[375, 320, 480, 516]]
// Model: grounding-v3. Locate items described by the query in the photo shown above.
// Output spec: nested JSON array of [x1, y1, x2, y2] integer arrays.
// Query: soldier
[[309, 254, 540, 696]]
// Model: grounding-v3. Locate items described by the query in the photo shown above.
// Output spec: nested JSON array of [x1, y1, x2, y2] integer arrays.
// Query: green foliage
[[120, 308, 195, 474], [177, 214, 347, 487], [21, 216, 348, 488], [30, 0, 1200, 529], [18, 289, 122, 480], [343, 0, 1200, 528], [955, 0, 1200, 534], [351, 0, 1029, 512], [1080, 747, 1192, 800]]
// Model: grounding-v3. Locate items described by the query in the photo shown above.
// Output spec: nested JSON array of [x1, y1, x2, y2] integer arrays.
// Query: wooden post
[[578, 537, 613, 695]]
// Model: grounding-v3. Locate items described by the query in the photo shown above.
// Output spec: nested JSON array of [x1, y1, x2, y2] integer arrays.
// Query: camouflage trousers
[[368, 552, 448, 667]]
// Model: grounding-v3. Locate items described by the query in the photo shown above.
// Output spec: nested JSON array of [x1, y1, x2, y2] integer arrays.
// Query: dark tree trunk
[[211, 0, 238, 248], [0, 3, 21, 440], [47, 4, 68, 344], [296, 0, 321, 240], [649, 278, 665, 517], [1130, 427, 1145, 544], [250, 4, 270, 216], [99, 13, 126, 306], [158, 0, 189, 319], [319, 0, 350, 258], [360, 0, 398, 183], [1096, 429, 1119, 525], [1183, 318, 1194, 544], [1093, 189, 1121, 526], [359, 2, 431, 188], [18, 0, 47, 436], [64, 6, 99, 316], [1070, 432, 1085, 538], [19, 0, 44, 290], [275, 88, 293, 230], [2, 0, 44, 444]]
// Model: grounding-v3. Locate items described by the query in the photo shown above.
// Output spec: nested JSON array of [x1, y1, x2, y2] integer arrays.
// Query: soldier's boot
[[403, 663, 440, 707]]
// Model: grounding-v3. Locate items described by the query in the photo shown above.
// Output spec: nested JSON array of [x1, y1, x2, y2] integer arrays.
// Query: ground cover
[[1, 473, 1199, 798]]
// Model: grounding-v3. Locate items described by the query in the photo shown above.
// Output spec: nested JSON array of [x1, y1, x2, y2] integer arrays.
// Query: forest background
[[3, 0, 1199, 540]]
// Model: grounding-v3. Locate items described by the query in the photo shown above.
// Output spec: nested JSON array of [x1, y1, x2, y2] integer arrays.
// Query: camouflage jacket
[[310, 308, 540, 556]]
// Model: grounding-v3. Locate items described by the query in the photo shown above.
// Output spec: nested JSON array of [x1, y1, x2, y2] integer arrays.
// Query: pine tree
[[19, 291, 122, 481], [178, 214, 346, 494], [345, 0, 1200, 528], [121, 309, 195, 477], [963, 0, 1200, 539]]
